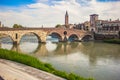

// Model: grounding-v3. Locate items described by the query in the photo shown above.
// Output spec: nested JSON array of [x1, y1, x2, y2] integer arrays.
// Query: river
[[0, 35, 120, 80]]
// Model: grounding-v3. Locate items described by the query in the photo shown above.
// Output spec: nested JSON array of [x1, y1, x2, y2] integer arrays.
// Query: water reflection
[[1, 41, 120, 64], [81, 42, 120, 65], [0, 36, 120, 80], [46, 42, 57, 52], [7, 42, 80, 56]]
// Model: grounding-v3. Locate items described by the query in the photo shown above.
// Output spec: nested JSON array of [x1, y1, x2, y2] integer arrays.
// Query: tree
[[13, 24, 18, 28], [13, 24, 23, 28], [55, 24, 62, 28]]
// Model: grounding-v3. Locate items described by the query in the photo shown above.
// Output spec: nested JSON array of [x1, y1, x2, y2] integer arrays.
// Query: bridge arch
[[48, 32, 62, 42], [81, 35, 93, 41], [68, 34, 79, 42], [0, 33, 14, 43], [19, 32, 41, 44]]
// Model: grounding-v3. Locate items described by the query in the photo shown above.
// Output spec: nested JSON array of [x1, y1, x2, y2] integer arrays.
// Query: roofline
[[90, 14, 98, 16]]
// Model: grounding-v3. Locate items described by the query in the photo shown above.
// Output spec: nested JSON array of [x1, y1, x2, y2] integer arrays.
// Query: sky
[[0, 0, 120, 27]]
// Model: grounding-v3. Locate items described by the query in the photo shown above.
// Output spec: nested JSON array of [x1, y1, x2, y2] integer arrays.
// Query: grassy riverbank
[[103, 39, 120, 44], [0, 48, 93, 80]]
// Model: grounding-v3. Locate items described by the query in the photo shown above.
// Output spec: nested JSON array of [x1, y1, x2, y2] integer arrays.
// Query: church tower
[[65, 11, 69, 28]]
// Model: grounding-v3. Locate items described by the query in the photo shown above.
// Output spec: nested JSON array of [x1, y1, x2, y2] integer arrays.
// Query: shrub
[[103, 39, 120, 44]]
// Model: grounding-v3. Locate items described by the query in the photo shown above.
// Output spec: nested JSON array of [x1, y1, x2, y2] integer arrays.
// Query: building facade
[[84, 21, 90, 31], [73, 21, 90, 31], [73, 23, 84, 30], [96, 20, 120, 33]]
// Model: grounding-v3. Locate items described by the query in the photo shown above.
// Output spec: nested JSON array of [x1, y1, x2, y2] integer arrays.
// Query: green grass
[[0, 48, 94, 80], [103, 39, 120, 44]]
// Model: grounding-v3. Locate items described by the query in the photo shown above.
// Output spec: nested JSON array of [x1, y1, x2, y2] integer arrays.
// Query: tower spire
[[65, 11, 69, 28], [65, 11, 68, 17]]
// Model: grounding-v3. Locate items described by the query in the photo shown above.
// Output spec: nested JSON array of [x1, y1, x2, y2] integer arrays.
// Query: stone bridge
[[0, 28, 93, 44]]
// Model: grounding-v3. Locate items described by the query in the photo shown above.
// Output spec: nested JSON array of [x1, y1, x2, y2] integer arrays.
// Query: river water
[[0, 35, 120, 80]]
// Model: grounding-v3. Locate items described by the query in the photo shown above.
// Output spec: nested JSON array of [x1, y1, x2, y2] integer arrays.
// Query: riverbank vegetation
[[0, 48, 94, 80], [103, 39, 120, 44]]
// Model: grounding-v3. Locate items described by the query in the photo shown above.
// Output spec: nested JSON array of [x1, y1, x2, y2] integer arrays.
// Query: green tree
[[55, 24, 62, 28], [13, 24, 18, 28], [13, 24, 23, 28]]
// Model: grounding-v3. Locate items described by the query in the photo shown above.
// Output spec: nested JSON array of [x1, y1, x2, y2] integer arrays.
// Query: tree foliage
[[55, 24, 62, 28], [13, 24, 23, 28]]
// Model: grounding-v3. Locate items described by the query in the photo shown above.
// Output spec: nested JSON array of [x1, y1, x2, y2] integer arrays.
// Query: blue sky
[[0, 0, 119, 6], [97, 0, 120, 2], [0, 0, 120, 27], [0, 0, 35, 6]]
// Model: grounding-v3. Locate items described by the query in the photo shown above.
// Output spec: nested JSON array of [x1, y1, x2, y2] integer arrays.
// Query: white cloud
[[36, 0, 48, 3], [0, 0, 120, 28], [27, 3, 49, 8]]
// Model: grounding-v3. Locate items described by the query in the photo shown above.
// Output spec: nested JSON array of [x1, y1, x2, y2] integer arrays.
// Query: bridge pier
[[63, 36, 67, 42], [11, 43, 21, 52], [13, 41, 19, 45], [38, 41, 46, 44], [40, 36, 47, 43]]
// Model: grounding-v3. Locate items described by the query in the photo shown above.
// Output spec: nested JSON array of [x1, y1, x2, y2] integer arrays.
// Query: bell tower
[[65, 11, 69, 28]]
